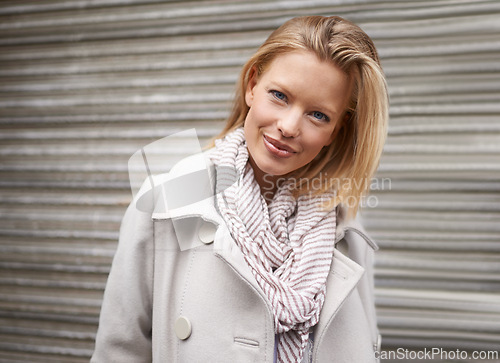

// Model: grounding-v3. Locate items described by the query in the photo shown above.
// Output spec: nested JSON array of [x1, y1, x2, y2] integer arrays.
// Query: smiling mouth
[[263, 135, 297, 158]]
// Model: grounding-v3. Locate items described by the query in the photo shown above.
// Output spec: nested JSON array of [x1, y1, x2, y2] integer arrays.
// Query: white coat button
[[174, 316, 192, 340], [198, 221, 216, 244]]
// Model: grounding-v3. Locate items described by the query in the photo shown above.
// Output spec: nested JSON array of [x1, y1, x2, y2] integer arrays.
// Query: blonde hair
[[210, 15, 388, 217]]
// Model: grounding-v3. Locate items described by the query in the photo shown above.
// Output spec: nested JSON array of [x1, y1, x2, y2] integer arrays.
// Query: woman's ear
[[245, 67, 258, 108]]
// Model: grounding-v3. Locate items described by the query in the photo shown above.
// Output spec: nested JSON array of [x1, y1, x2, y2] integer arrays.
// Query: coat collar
[[150, 150, 376, 248], [147, 152, 221, 223]]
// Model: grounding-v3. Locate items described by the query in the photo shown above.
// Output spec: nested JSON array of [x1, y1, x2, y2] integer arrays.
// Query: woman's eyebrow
[[268, 81, 290, 94]]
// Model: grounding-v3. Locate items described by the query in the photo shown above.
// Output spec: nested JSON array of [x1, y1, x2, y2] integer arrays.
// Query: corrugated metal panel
[[0, 0, 498, 361]]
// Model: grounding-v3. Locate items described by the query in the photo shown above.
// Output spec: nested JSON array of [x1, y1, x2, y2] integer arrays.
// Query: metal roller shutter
[[0, 1, 498, 361]]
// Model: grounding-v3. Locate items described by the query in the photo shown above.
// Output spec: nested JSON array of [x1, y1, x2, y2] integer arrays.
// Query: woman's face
[[244, 50, 351, 187]]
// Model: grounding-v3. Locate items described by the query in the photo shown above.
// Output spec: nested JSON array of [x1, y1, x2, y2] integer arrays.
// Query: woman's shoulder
[[336, 205, 378, 252]]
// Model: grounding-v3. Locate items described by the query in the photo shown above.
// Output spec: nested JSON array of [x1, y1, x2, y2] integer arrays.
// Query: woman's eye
[[312, 111, 329, 122], [271, 90, 286, 101]]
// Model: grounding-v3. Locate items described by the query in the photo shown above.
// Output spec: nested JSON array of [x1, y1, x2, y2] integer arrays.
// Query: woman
[[92, 15, 388, 363]]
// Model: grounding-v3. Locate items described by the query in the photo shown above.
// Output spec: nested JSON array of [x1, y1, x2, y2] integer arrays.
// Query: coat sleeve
[[91, 194, 154, 363]]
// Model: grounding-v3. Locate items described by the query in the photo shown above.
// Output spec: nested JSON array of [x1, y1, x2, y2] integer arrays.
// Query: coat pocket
[[234, 337, 260, 348]]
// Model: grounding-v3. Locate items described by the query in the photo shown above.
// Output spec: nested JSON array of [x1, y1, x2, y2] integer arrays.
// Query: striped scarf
[[210, 128, 336, 362]]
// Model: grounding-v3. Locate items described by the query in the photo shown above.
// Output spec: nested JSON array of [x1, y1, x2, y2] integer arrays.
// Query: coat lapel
[[212, 221, 261, 290], [313, 249, 365, 339]]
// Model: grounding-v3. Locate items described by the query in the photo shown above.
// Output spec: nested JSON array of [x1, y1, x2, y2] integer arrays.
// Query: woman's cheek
[[255, 101, 277, 123]]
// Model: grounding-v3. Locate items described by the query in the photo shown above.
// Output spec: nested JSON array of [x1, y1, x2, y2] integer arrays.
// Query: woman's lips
[[263, 135, 297, 158]]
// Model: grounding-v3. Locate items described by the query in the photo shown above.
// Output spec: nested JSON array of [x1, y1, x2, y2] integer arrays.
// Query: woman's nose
[[277, 109, 301, 138]]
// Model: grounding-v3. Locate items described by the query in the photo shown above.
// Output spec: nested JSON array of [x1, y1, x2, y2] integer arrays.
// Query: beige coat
[[91, 153, 381, 363]]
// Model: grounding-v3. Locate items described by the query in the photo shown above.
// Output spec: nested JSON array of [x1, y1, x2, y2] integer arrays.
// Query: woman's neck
[[248, 157, 279, 204]]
